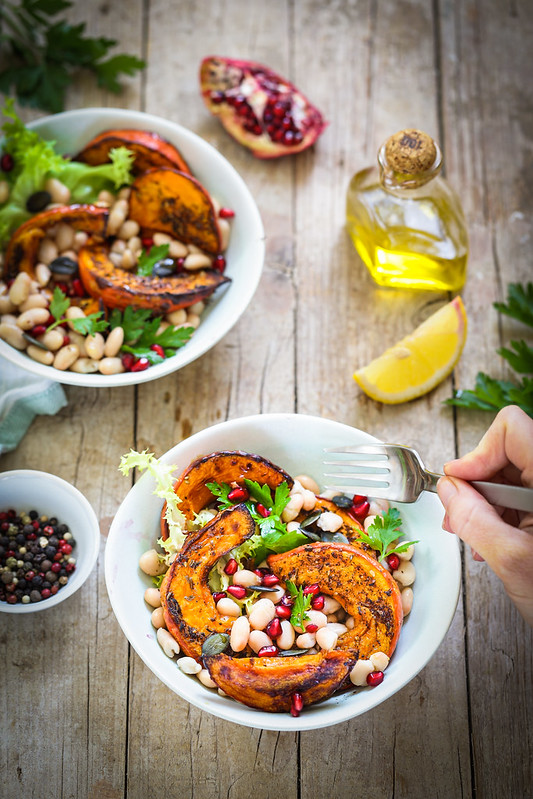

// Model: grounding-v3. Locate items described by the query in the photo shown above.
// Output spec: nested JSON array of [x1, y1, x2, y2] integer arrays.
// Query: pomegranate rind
[[200, 56, 327, 159]]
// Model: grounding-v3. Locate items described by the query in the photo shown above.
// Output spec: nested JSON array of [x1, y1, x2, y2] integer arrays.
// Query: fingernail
[[437, 476, 457, 508]]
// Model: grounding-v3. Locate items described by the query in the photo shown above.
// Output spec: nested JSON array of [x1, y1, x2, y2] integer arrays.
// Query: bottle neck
[[378, 142, 443, 190]]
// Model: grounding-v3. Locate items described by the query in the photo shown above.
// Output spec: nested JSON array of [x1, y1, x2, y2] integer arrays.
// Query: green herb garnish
[[285, 580, 312, 630], [46, 286, 108, 335], [0, 0, 145, 113], [445, 282, 533, 418], [357, 508, 418, 563], [136, 244, 170, 277]]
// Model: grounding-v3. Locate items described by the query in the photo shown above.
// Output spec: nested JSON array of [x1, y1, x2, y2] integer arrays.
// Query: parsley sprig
[[285, 580, 312, 630], [357, 508, 418, 563], [0, 0, 145, 113], [445, 282, 533, 418], [46, 286, 108, 335], [111, 306, 194, 363], [136, 244, 170, 277]]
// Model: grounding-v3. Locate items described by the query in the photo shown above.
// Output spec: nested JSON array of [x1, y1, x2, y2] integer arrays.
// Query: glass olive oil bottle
[[346, 129, 468, 291]]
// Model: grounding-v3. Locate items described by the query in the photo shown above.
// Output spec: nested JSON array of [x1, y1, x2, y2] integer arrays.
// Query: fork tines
[[323, 444, 393, 498]]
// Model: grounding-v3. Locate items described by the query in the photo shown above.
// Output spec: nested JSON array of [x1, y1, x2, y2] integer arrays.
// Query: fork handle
[[425, 472, 533, 512]]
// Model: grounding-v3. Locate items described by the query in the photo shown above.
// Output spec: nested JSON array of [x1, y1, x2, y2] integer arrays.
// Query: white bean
[[0, 323, 26, 350], [345, 615, 355, 630], [368, 499, 390, 516], [277, 619, 295, 650], [16, 307, 50, 330], [370, 651, 390, 671], [128, 236, 142, 254], [232, 569, 259, 587], [248, 598, 276, 629], [27, 344, 54, 365], [104, 326, 124, 357], [37, 238, 58, 265], [151, 607, 166, 629], [325, 622, 348, 636], [217, 218, 231, 251], [393, 561, 416, 587], [54, 222, 74, 251], [107, 199, 129, 235], [248, 630, 272, 654], [398, 544, 415, 562], [177, 657, 202, 675], [73, 231, 88, 250], [121, 248, 136, 270], [188, 300, 205, 315], [268, 585, 286, 604], [97, 189, 114, 205], [216, 597, 241, 617], [230, 614, 250, 652], [364, 514, 377, 531], [401, 587, 414, 616], [281, 493, 304, 523], [66, 330, 87, 356], [118, 186, 131, 201], [98, 357, 125, 375], [111, 238, 126, 254], [349, 659, 374, 686], [66, 305, 85, 330], [296, 632, 316, 649], [317, 511, 343, 533], [315, 627, 338, 651], [69, 357, 100, 374], [294, 610, 327, 634], [301, 489, 317, 511], [144, 587, 161, 607], [0, 295, 15, 314], [157, 627, 180, 658], [38, 329, 64, 352], [166, 308, 187, 326], [85, 332, 105, 360], [9, 272, 32, 305], [19, 294, 48, 312], [45, 177, 71, 205], [322, 596, 341, 614], [186, 312, 201, 329], [294, 474, 320, 494], [139, 548, 167, 576], [153, 232, 172, 246], [35, 263, 51, 287], [118, 219, 140, 240], [184, 252, 212, 270], [53, 344, 79, 371], [169, 239, 188, 258], [198, 668, 217, 688]]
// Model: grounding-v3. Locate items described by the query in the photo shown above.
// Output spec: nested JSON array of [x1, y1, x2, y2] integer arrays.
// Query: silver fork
[[323, 444, 533, 512]]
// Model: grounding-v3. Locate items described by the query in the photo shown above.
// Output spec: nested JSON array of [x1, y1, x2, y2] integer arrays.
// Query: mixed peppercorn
[[0, 508, 76, 604]]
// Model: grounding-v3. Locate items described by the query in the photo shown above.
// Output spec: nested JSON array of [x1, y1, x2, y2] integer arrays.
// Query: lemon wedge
[[354, 296, 467, 404]]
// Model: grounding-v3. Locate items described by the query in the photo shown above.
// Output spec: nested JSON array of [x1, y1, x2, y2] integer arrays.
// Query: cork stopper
[[384, 129, 437, 174]]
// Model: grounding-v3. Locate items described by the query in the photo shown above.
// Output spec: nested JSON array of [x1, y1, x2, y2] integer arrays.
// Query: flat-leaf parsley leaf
[[357, 508, 418, 563]]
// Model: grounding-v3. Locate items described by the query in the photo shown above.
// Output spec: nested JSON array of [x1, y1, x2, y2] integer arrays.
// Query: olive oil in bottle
[[346, 129, 468, 291]]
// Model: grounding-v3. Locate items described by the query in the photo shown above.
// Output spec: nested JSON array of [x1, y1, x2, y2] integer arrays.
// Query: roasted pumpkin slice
[[3, 204, 108, 280], [268, 542, 403, 659], [76, 128, 192, 175], [160, 503, 255, 660], [300, 497, 375, 556], [161, 450, 294, 538], [204, 650, 354, 713], [78, 243, 229, 312], [128, 168, 221, 255]]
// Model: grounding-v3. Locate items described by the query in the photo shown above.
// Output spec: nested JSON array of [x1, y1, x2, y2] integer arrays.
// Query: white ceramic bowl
[[105, 413, 460, 731], [0, 108, 265, 386], [0, 469, 100, 613]]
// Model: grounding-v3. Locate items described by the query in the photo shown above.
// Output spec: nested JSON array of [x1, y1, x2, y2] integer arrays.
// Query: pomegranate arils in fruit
[[366, 670, 384, 687], [200, 56, 327, 159], [291, 692, 304, 717]]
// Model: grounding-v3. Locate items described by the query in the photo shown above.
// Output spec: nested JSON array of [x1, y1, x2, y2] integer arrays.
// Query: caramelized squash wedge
[[160, 503, 255, 660], [76, 128, 192, 175], [204, 650, 354, 713], [161, 450, 293, 538], [268, 542, 403, 659], [128, 168, 221, 255], [78, 243, 229, 312], [3, 205, 108, 280]]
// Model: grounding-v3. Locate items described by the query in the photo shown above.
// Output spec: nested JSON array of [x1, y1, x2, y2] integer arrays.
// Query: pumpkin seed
[[49, 256, 78, 275], [153, 258, 176, 277], [26, 190, 52, 212], [279, 648, 311, 657], [22, 332, 48, 350], [247, 585, 279, 593], [302, 529, 321, 542], [299, 511, 322, 529], [201, 632, 230, 657], [332, 494, 352, 509], [321, 531, 350, 544]]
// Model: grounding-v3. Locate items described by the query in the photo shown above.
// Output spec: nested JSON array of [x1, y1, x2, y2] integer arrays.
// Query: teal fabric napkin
[[0, 359, 68, 455]]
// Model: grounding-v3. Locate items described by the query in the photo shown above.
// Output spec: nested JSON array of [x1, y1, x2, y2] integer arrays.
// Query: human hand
[[437, 405, 533, 627]]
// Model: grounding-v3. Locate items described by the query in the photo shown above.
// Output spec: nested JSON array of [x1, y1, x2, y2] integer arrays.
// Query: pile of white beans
[[0, 180, 231, 375], [138, 473, 416, 696]]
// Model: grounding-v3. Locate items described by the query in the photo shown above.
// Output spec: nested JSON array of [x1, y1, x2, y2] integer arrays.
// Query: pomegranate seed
[[227, 486, 249, 502], [141, 237, 154, 249], [224, 558, 238, 575], [227, 585, 246, 600], [257, 645, 278, 657], [174, 257, 185, 272], [280, 594, 293, 606], [218, 207, 235, 219], [121, 353, 136, 371], [150, 344, 165, 358], [71, 278, 85, 297], [256, 503, 271, 518], [352, 494, 367, 504], [306, 623, 318, 633], [30, 324, 47, 337], [366, 670, 384, 687], [265, 617, 282, 638], [252, 568, 264, 579], [349, 499, 370, 520], [303, 583, 320, 596], [213, 255, 226, 272], [290, 692, 304, 717], [46, 313, 56, 326], [62, 334, 70, 346], [387, 553, 400, 571], [311, 594, 325, 610], [212, 591, 226, 603], [1, 153, 14, 171], [275, 604, 292, 619], [262, 573, 279, 587], [131, 357, 150, 372]]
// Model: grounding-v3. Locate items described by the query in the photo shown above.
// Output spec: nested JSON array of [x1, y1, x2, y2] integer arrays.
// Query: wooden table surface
[[1, 1, 532, 797]]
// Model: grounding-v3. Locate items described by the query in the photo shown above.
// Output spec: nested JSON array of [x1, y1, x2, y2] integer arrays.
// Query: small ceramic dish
[[105, 413, 460, 731], [0, 469, 100, 613]]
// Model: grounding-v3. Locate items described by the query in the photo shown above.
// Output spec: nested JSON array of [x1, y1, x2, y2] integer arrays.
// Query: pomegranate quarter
[[200, 56, 327, 158]]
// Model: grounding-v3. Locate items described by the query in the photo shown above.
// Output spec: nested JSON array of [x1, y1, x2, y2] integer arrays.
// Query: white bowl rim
[[0, 468, 100, 613], [105, 412, 461, 731], [0, 107, 265, 387]]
